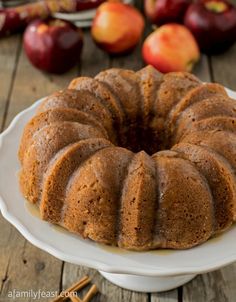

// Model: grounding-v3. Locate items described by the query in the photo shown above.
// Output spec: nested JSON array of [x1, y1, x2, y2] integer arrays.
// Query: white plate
[[53, 8, 97, 22], [0, 88, 236, 280]]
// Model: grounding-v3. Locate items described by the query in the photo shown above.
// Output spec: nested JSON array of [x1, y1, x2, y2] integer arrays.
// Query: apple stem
[[49, 19, 67, 27], [186, 59, 196, 72], [205, 1, 228, 13], [152, 24, 158, 31]]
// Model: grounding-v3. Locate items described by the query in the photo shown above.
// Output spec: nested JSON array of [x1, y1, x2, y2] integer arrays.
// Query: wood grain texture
[[193, 55, 211, 82], [4, 46, 78, 128], [109, 34, 143, 71], [80, 29, 109, 77], [0, 35, 21, 131], [0, 230, 62, 302], [0, 36, 22, 300], [210, 43, 236, 90], [151, 290, 178, 302], [183, 263, 236, 302], [63, 266, 149, 302]]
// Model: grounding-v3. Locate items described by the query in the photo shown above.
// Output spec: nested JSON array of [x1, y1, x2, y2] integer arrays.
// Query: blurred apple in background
[[142, 24, 200, 73], [23, 19, 83, 74], [91, 2, 144, 54], [184, 0, 236, 54], [145, 0, 192, 25]]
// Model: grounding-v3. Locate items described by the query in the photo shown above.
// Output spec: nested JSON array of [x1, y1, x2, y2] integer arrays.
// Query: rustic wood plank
[[151, 289, 178, 302], [4, 46, 78, 128], [0, 229, 62, 302], [62, 266, 149, 302], [183, 263, 236, 302], [109, 27, 144, 71], [0, 34, 22, 301], [80, 29, 109, 77], [193, 55, 211, 82], [210, 43, 236, 89], [0, 41, 78, 301], [0, 35, 21, 130]]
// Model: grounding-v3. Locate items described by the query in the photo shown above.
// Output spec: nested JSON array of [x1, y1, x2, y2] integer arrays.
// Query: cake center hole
[[119, 119, 166, 155]]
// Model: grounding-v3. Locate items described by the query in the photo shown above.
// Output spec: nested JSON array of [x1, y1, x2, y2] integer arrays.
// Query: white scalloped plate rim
[[0, 87, 236, 277]]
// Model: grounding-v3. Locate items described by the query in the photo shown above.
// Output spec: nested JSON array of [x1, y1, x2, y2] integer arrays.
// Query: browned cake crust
[[95, 69, 142, 151], [19, 122, 105, 204], [173, 143, 236, 232], [18, 108, 108, 164], [179, 116, 236, 141], [119, 151, 157, 250], [150, 72, 201, 151], [18, 65, 236, 251], [152, 150, 214, 249], [41, 138, 112, 223], [182, 130, 236, 173], [174, 95, 236, 143], [168, 83, 227, 136], [38, 89, 116, 143], [63, 147, 133, 245], [68, 76, 125, 129]]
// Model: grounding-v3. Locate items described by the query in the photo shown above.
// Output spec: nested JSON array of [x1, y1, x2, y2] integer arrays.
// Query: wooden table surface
[[1, 2, 236, 301]]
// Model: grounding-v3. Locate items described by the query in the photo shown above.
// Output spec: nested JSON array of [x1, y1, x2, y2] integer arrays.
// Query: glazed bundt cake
[[18, 65, 236, 251]]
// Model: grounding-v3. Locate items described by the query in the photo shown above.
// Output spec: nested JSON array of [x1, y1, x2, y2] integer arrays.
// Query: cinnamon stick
[[70, 295, 83, 302], [83, 284, 98, 302], [52, 276, 91, 302]]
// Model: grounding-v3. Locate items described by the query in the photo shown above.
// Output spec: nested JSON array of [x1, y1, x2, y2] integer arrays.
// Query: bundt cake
[[18, 65, 236, 251]]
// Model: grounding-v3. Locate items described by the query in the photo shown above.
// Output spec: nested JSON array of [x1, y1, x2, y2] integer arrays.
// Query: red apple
[[184, 0, 236, 54], [142, 24, 200, 73], [23, 19, 83, 74], [0, 0, 105, 37], [145, 0, 192, 25], [91, 2, 144, 54]]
